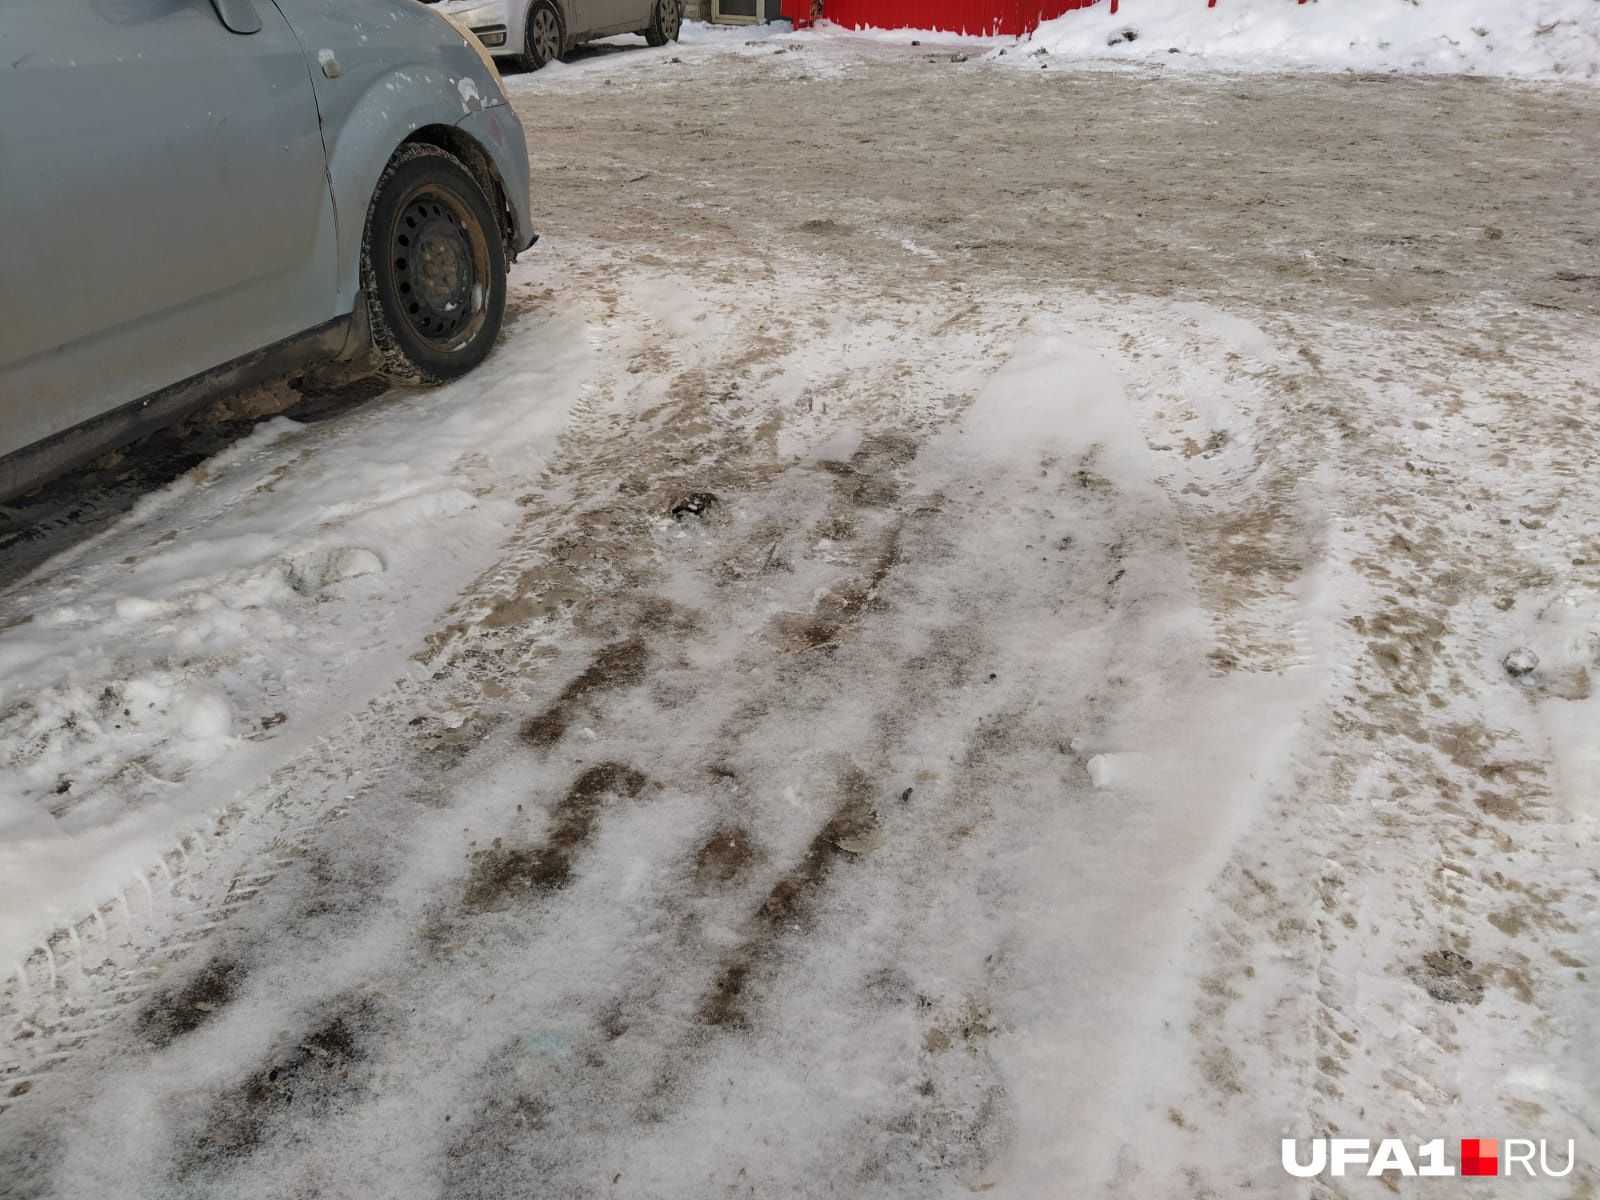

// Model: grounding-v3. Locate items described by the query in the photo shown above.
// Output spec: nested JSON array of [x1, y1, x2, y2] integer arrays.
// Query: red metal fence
[[778, 0, 1309, 39], [778, 0, 1091, 38]]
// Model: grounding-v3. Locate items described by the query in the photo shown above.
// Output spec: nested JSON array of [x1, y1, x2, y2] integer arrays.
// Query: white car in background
[[433, 0, 682, 70]]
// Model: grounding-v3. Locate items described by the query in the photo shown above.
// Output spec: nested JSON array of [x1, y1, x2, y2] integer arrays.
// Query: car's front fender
[[455, 103, 536, 254], [269, 0, 518, 307]]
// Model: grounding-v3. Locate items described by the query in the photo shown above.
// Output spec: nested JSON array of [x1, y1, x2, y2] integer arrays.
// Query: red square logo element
[[1462, 1139, 1499, 1177]]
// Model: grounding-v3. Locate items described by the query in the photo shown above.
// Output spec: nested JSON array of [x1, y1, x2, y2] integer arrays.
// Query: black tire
[[643, 0, 682, 46], [516, 0, 564, 70], [360, 144, 507, 386]]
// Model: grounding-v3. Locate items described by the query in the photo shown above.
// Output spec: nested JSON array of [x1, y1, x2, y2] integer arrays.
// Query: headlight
[[435, 9, 506, 85]]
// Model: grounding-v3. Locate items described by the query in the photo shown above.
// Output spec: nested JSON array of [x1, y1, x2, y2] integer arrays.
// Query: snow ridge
[[1017, 0, 1600, 82]]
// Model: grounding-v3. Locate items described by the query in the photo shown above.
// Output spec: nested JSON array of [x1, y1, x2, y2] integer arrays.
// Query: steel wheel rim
[[530, 7, 560, 61], [388, 182, 491, 350], [661, 0, 680, 37]]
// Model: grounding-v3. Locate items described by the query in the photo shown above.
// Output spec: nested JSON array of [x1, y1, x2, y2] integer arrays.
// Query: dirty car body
[[0, 0, 535, 500]]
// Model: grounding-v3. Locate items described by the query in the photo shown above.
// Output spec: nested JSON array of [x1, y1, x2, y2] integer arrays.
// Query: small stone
[[669, 491, 719, 519], [1408, 949, 1484, 1006], [949, 52, 968, 62], [835, 827, 882, 854], [1503, 648, 1539, 678]]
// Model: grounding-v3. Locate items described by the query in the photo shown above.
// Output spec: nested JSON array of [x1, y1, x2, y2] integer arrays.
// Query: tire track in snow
[[1121, 306, 1600, 1196], [0, 269, 1016, 1164]]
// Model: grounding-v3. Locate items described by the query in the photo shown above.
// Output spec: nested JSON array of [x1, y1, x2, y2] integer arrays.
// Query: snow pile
[[1019, 0, 1600, 81]]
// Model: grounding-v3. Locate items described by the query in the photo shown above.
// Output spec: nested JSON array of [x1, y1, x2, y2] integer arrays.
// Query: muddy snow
[[2, 30, 1598, 1199]]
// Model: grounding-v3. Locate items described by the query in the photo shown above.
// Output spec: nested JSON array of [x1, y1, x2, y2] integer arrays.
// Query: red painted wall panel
[[776, 0, 1301, 40], [785, 0, 1091, 37]]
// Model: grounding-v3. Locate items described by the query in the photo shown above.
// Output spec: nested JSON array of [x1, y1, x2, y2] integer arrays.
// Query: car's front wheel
[[517, 0, 564, 70], [643, 0, 682, 46], [360, 143, 507, 385]]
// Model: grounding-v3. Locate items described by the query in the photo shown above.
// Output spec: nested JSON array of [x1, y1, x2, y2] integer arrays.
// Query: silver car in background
[[0, 0, 536, 499], [435, 0, 682, 72]]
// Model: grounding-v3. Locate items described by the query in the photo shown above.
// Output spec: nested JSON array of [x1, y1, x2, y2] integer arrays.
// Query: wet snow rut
[[4, 46, 1599, 1198]]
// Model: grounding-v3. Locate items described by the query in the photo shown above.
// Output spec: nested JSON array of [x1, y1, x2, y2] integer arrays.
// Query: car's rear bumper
[[455, 102, 536, 255]]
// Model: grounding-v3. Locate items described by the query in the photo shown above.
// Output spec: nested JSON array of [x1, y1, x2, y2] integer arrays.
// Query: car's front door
[[0, 0, 338, 460]]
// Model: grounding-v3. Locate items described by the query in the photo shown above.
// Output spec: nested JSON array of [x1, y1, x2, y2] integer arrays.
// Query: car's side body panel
[[0, 316, 352, 502], [0, 0, 337, 460], [585, 0, 651, 37]]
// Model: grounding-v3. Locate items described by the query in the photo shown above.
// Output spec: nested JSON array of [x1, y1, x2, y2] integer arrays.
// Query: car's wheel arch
[[400, 125, 518, 261]]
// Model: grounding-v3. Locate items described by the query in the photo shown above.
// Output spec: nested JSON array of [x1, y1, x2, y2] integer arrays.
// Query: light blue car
[[0, 0, 536, 499]]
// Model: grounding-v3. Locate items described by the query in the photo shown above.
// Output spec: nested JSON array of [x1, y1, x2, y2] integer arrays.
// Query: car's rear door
[[0, 0, 338, 460]]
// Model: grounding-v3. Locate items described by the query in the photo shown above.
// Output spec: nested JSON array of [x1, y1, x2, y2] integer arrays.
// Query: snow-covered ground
[[1019, 0, 1600, 82], [3, 27, 1598, 1200]]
